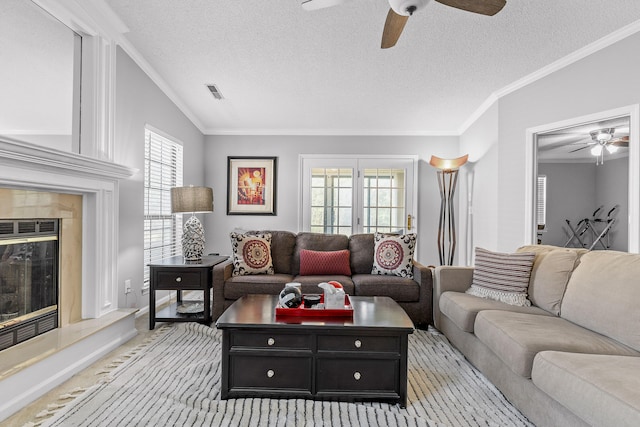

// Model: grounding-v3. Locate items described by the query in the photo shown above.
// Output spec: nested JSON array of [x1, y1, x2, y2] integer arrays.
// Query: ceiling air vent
[[206, 84, 224, 100]]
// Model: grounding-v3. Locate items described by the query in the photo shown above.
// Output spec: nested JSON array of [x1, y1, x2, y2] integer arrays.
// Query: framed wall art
[[227, 156, 277, 215]]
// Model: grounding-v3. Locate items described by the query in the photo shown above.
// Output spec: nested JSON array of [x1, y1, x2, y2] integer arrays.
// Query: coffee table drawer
[[316, 358, 399, 392], [317, 334, 399, 353], [230, 355, 312, 390], [231, 331, 311, 350]]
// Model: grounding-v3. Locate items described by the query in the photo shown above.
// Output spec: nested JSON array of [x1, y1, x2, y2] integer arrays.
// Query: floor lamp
[[171, 186, 214, 261], [429, 155, 468, 266]]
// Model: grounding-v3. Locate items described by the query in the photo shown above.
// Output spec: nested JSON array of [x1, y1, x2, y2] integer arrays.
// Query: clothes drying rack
[[564, 205, 618, 250]]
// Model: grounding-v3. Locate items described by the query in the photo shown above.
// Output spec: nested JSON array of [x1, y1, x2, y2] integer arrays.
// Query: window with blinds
[[537, 175, 547, 229], [143, 128, 183, 288]]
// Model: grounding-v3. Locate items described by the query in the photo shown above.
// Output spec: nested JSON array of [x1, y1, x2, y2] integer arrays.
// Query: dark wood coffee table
[[216, 294, 414, 407]]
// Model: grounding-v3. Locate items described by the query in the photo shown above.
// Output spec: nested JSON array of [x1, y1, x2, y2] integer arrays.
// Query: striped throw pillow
[[466, 247, 536, 306]]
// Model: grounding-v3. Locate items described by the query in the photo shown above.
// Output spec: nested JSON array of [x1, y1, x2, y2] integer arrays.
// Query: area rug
[[28, 323, 533, 427]]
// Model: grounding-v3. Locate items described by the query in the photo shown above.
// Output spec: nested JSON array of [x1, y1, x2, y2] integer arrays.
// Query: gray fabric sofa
[[212, 231, 433, 327], [433, 245, 640, 427]]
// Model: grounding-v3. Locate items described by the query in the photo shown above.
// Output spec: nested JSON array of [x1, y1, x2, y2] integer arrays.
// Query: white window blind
[[537, 175, 547, 228], [144, 128, 183, 287]]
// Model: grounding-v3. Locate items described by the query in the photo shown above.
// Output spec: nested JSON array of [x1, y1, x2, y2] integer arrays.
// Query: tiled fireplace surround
[[0, 139, 137, 420]]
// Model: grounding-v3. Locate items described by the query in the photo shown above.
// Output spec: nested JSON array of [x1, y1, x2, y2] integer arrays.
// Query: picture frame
[[227, 156, 277, 215]]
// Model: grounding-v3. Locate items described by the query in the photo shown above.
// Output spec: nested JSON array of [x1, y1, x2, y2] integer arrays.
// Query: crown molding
[[458, 19, 640, 135], [203, 128, 459, 137]]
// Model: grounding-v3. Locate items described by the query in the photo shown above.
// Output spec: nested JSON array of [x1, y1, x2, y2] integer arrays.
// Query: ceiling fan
[[569, 128, 629, 154], [301, 0, 507, 48]]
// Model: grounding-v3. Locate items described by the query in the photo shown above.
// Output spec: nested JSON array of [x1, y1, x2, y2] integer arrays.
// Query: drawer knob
[[267, 337, 275, 346], [175, 277, 182, 283], [267, 369, 275, 378], [354, 339, 362, 348], [353, 371, 361, 381]]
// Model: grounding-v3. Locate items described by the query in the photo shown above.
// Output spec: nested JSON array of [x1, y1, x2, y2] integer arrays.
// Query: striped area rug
[[32, 323, 533, 427]]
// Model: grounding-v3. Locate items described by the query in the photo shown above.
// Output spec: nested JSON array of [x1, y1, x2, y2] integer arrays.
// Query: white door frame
[[524, 105, 640, 253], [299, 154, 418, 235]]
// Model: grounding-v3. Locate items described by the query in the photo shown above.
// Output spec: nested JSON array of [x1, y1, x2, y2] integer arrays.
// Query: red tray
[[275, 294, 353, 317]]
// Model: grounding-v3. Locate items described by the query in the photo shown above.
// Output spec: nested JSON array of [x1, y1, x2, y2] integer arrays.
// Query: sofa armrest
[[412, 260, 434, 326], [433, 266, 474, 330], [212, 259, 233, 320]]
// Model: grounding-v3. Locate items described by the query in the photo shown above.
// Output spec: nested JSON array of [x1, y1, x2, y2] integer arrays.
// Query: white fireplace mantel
[[0, 138, 137, 318]]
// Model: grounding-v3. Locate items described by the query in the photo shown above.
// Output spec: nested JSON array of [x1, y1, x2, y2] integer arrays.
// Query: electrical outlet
[[124, 279, 132, 294]]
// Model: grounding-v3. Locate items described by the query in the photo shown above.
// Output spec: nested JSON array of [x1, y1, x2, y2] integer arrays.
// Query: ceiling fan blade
[[435, 0, 506, 16], [301, 0, 349, 11], [381, 8, 409, 49], [610, 136, 629, 147], [569, 145, 591, 153]]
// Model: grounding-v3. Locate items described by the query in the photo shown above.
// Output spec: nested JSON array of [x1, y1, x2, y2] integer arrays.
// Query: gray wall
[[459, 102, 499, 265], [202, 135, 459, 266], [463, 31, 640, 254], [538, 158, 628, 250], [537, 162, 596, 247], [113, 47, 205, 308]]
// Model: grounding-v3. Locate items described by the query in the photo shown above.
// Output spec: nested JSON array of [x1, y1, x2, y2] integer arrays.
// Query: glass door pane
[[310, 168, 353, 235], [363, 168, 406, 234]]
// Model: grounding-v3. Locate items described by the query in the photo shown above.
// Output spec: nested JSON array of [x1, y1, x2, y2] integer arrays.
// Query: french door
[[300, 155, 417, 236]]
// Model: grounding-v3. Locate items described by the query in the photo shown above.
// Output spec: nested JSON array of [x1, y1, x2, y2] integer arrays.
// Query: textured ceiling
[[105, 0, 640, 135]]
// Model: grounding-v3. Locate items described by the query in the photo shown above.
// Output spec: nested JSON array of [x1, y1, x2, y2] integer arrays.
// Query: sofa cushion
[[439, 291, 550, 333], [466, 247, 535, 306], [516, 245, 586, 315], [230, 231, 274, 276], [264, 230, 297, 274], [474, 310, 639, 378], [292, 233, 349, 276], [299, 249, 351, 276], [371, 232, 416, 279], [352, 274, 419, 302], [224, 273, 293, 299], [561, 250, 640, 352], [348, 233, 375, 274], [532, 351, 640, 427]]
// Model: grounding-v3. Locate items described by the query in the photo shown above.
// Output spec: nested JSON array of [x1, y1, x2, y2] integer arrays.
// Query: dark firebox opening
[[0, 219, 59, 351]]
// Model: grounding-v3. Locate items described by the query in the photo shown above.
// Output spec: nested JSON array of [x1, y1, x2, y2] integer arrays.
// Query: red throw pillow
[[299, 249, 351, 276]]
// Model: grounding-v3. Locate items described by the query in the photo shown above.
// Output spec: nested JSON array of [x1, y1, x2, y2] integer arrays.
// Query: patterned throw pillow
[[466, 247, 536, 306], [299, 249, 351, 276], [230, 232, 274, 276], [371, 232, 416, 279]]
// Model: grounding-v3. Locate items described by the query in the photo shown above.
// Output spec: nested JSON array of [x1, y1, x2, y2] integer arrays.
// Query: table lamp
[[171, 186, 214, 261]]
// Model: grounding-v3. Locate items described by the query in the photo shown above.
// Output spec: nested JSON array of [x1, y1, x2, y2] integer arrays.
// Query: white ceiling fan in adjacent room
[[569, 128, 630, 164], [301, 0, 507, 48]]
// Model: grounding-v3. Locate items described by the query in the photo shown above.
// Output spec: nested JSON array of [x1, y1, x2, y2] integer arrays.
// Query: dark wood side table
[[216, 294, 414, 407], [149, 255, 227, 330]]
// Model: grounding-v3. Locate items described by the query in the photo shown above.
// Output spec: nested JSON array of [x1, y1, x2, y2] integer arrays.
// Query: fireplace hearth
[[0, 219, 59, 350]]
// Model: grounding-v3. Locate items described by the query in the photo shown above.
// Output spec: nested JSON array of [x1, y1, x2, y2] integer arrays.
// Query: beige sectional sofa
[[212, 231, 433, 327], [433, 245, 640, 427]]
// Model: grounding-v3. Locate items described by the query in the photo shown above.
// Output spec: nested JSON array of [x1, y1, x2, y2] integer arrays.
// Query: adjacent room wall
[[113, 47, 205, 309], [203, 135, 459, 266]]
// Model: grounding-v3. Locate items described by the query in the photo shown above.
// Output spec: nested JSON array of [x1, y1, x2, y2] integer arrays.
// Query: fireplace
[[0, 219, 59, 350]]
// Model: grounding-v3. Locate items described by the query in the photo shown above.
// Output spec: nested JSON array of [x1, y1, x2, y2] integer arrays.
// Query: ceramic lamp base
[[182, 214, 205, 261]]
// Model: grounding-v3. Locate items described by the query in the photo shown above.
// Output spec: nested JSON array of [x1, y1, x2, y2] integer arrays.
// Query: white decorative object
[[171, 186, 214, 261]]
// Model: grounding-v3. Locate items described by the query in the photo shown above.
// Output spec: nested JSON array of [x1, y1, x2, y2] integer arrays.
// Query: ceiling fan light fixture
[[591, 144, 603, 156], [389, 0, 431, 16], [606, 144, 619, 154], [591, 128, 614, 142]]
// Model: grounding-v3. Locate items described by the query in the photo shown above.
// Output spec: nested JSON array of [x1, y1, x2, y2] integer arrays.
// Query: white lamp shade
[[590, 145, 603, 156]]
